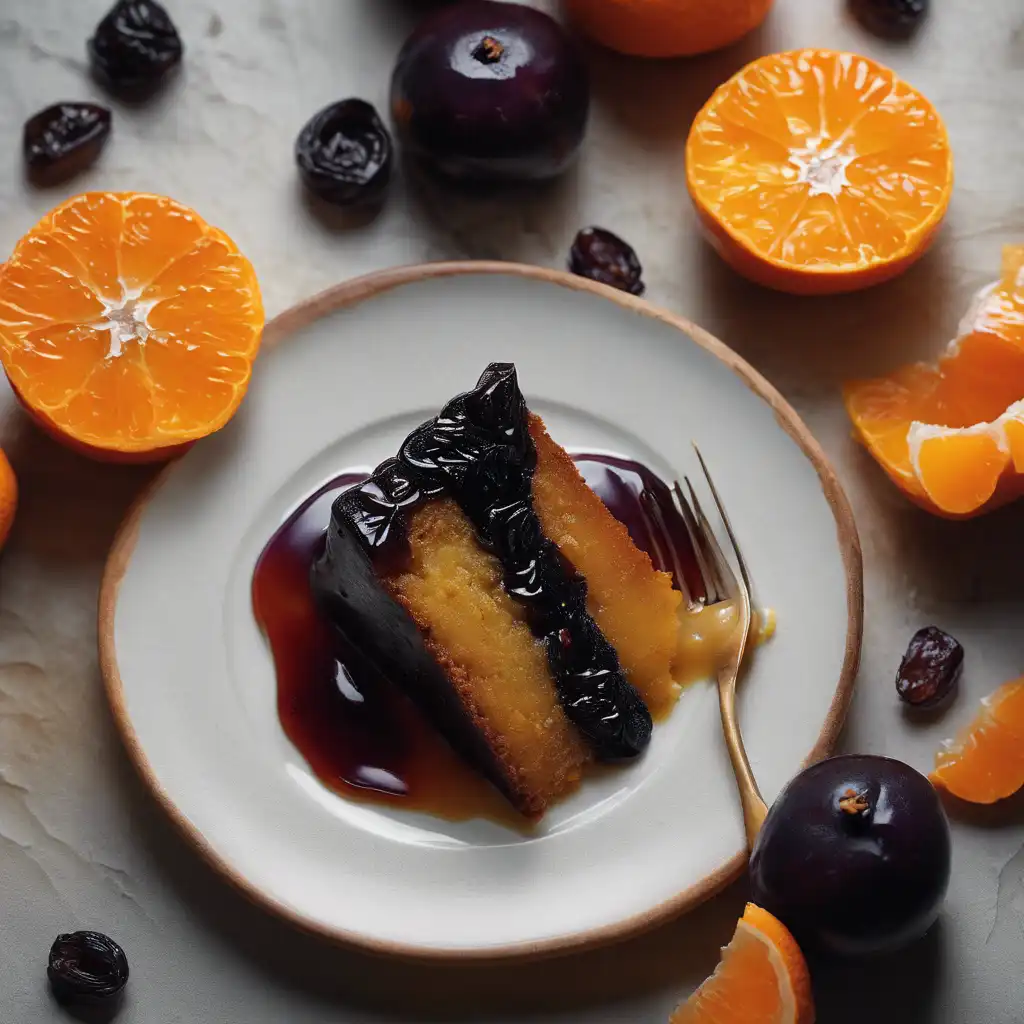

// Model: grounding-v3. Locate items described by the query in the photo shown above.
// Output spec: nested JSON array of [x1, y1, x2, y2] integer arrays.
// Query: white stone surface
[[0, 0, 1022, 1021]]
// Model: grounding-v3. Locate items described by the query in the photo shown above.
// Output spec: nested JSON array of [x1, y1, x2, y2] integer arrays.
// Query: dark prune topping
[[88, 0, 183, 93], [295, 100, 393, 208], [849, 0, 929, 37], [23, 103, 112, 184], [316, 363, 653, 759], [48, 931, 129, 1004], [569, 227, 645, 296], [896, 626, 963, 708]]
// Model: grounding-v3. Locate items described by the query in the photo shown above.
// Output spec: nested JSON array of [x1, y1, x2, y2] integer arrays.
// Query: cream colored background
[[0, 0, 1022, 1020]]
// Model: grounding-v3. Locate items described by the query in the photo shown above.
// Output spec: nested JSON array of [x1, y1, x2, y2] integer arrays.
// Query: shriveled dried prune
[[568, 227, 645, 296], [295, 99, 393, 207], [48, 931, 129, 1004], [896, 626, 963, 708], [23, 103, 112, 184], [89, 0, 183, 92], [849, 0, 929, 37]]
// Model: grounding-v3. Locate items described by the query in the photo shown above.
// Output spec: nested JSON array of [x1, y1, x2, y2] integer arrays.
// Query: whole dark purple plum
[[749, 755, 951, 957], [390, 1, 589, 182]]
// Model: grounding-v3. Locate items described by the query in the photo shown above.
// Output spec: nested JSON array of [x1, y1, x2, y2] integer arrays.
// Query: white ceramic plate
[[100, 263, 861, 959]]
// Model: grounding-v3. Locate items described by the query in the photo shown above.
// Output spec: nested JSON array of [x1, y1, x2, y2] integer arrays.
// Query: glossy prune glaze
[[895, 625, 963, 708], [88, 0, 183, 92], [312, 363, 653, 759]]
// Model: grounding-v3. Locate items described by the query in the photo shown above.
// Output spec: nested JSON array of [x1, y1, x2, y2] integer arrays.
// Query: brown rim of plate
[[98, 260, 863, 964]]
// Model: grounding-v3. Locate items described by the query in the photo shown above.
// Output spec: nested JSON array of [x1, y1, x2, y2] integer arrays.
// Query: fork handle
[[717, 678, 769, 848]]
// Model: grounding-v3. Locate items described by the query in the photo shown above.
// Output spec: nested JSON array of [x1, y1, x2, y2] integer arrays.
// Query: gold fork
[[671, 446, 768, 848]]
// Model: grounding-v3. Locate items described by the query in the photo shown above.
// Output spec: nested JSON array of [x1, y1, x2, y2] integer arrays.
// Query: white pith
[[788, 136, 858, 198], [93, 284, 158, 360]]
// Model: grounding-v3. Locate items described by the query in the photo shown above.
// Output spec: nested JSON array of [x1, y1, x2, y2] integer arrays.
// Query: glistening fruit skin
[[390, 1, 589, 182], [295, 100, 393, 207], [48, 931, 129, 1004], [896, 626, 963, 708], [23, 103, 112, 184], [569, 227, 645, 296], [749, 754, 951, 957], [850, 0, 929, 37], [88, 0, 183, 92]]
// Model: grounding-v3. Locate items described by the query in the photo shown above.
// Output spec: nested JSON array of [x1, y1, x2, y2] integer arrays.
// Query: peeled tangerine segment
[[671, 904, 813, 1024], [915, 432, 1008, 515], [932, 679, 1024, 804]]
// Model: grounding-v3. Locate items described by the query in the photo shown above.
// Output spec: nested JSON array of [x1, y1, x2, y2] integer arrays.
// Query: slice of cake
[[311, 363, 681, 817]]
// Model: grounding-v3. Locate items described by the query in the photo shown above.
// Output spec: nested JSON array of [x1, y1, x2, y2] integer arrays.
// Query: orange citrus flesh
[[686, 50, 953, 295], [564, 0, 774, 58], [845, 245, 1024, 516], [930, 678, 1024, 804], [670, 903, 815, 1024], [0, 192, 263, 461], [0, 448, 16, 551]]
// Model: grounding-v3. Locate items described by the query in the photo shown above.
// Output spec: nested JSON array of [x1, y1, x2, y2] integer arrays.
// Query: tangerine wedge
[[0, 192, 263, 462], [930, 678, 1024, 804], [845, 245, 1024, 517], [686, 50, 953, 295], [670, 903, 815, 1024]]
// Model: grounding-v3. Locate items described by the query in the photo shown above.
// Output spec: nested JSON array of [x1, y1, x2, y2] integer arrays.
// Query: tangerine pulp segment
[[930, 677, 1024, 804], [845, 245, 1024, 517], [0, 192, 263, 461], [671, 903, 815, 1024], [686, 50, 953, 295]]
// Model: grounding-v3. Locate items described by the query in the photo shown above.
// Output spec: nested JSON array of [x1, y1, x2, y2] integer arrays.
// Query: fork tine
[[685, 476, 737, 603], [670, 480, 716, 607], [640, 487, 694, 609], [693, 444, 753, 599]]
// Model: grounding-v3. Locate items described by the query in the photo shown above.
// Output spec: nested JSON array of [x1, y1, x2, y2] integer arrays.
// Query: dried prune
[[849, 0, 929, 37], [48, 931, 129, 1004], [569, 227, 645, 296], [295, 99, 393, 207], [896, 626, 963, 708], [88, 0, 183, 92], [23, 103, 112, 184]]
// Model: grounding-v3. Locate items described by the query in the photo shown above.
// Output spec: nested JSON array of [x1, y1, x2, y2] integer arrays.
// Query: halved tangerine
[[930, 677, 1024, 805], [845, 245, 1024, 517], [686, 50, 953, 295], [670, 903, 815, 1024], [0, 192, 263, 462]]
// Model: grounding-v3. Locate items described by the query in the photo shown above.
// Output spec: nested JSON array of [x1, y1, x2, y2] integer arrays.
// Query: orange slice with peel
[[670, 903, 815, 1024], [845, 245, 1024, 516], [686, 50, 952, 295], [0, 192, 263, 462], [930, 677, 1024, 805]]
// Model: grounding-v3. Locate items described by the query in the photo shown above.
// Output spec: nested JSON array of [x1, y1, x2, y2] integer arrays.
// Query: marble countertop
[[1, 1, 1023, 1021]]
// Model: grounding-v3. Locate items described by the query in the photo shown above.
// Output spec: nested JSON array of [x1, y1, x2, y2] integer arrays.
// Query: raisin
[[849, 0, 929, 37], [23, 103, 112, 184], [895, 626, 963, 708], [88, 0, 183, 93], [47, 931, 129, 1004], [568, 227, 645, 296], [295, 100, 393, 208]]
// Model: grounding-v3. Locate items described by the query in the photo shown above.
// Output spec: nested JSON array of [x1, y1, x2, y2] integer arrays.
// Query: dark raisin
[[88, 0, 183, 93], [849, 0, 929, 37], [47, 931, 129, 1004], [295, 100, 393, 208], [568, 227, 645, 296], [896, 626, 963, 708], [23, 103, 112, 185]]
